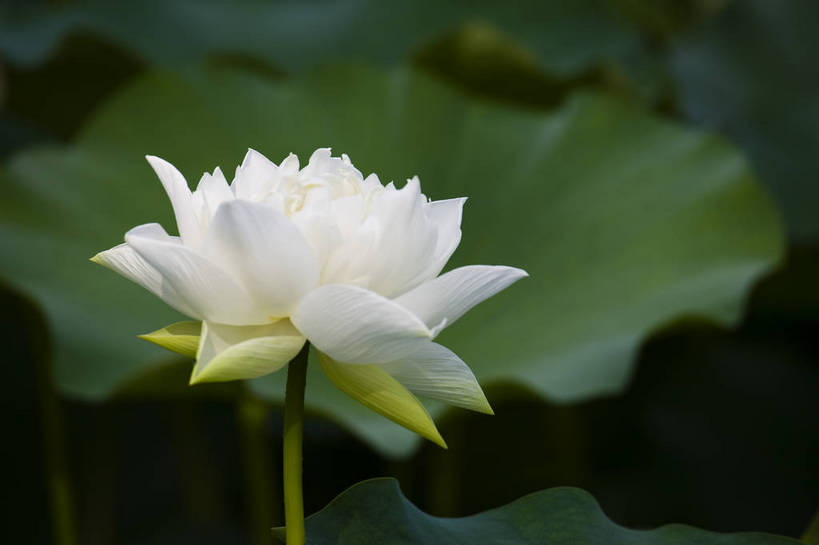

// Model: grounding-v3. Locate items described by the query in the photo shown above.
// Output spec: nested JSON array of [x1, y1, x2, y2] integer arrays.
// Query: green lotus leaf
[[0, 64, 783, 456], [671, 0, 819, 242], [0, 0, 639, 79], [271, 478, 801, 545]]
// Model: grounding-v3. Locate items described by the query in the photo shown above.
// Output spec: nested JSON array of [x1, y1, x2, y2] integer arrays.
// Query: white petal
[[192, 320, 305, 383], [320, 217, 380, 288], [423, 197, 466, 278], [291, 284, 431, 364], [357, 176, 440, 297], [381, 342, 493, 414], [395, 265, 528, 335], [195, 166, 234, 219], [361, 172, 383, 193], [289, 209, 342, 271], [145, 155, 202, 247], [232, 148, 278, 200], [303, 147, 333, 176], [125, 223, 267, 325], [278, 152, 300, 176], [91, 243, 200, 318], [203, 200, 319, 318]]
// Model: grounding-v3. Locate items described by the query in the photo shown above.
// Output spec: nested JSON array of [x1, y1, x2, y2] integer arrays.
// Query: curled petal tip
[[89, 253, 102, 264]]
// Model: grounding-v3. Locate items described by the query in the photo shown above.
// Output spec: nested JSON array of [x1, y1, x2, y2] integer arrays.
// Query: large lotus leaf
[[670, 0, 819, 242], [271, 478, 800, 545], [0, 0, 640, 78], [0, 65, 782, 456]]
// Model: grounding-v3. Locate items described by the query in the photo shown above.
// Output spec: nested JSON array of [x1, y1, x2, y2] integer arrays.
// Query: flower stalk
[[283, 343, 310, 545]]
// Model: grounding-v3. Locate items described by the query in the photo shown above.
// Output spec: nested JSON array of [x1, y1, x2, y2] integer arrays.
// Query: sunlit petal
[[126, 223, 266, 324], [395, 265, 528, 335], [203, 200, 319, 318], [382, 342, 493, 414], [91, 243, 200, 319], [145, 155, 202, 246], [291, 284, 431, 363]]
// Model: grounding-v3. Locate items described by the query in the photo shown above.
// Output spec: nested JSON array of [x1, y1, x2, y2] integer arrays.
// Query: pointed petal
[[203, 200, 319, 317], [278, 152, 300, 176], [382, 342, 493, 414], [91, 243, 200, 318], [318, 351, 446, 448], [139, 321, 201, 357], [291, 284, 431, 364], [363, 176, 440, 297], [191, 320, 305, 384], [126, 223, 266, 325], [395, 265, 528, 335], [424, 197, 466, 277], [232, 148, 279, 200], [195, 166, 234, 219], [145, 155, 202, 246]]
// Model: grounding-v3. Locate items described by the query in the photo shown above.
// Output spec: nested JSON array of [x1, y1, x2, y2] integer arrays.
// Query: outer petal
[[291, 284, 431, 364], [191, 320, 305, 384], [395, 265, 528, 336], [139, 321, 201, 357], [203, 200, 320, 318], [126, 223, 267, 325], [145, 155, 202, 247], [91, 243, 200, 318], [423, 197, 466, 278], [317, 351, 446, 448], [381, 342, 493, 414]]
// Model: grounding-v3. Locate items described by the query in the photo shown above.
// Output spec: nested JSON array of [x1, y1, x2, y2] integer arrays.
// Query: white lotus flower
[[93, 148, 527, 445]]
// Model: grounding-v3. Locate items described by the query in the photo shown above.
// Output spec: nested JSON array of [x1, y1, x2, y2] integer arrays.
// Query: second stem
[[283, 343, 310, 545]]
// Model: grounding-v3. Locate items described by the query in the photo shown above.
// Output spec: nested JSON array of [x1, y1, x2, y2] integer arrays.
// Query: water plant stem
[[283, 343, 310, 545]]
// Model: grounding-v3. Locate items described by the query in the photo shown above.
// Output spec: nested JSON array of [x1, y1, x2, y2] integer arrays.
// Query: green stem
[[283, 343, 310, 545]]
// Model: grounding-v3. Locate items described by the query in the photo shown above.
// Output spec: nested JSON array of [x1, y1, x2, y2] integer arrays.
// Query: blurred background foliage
[[0, 1, 816, 544]]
